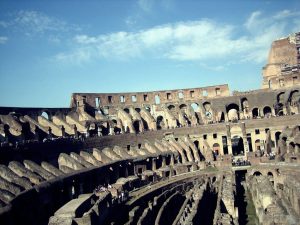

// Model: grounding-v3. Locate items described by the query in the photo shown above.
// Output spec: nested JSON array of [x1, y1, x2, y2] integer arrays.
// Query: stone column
[[170, 154, 175, 166], [241, 122, 249, 155], [162, 156, 166, 167], [152, 158, 157, 171], [226, 124, 233, 155]]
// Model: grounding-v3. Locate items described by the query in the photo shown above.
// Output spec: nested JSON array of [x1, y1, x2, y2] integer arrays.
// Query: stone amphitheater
[[0, 32, 300, 225]]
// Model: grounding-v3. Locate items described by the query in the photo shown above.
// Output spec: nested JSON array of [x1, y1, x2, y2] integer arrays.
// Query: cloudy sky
[[0, 0, 299, 107]]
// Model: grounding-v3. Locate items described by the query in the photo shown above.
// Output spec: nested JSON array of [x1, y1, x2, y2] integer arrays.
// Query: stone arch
[[255, 139, 261, 151], [133, 120, 140, 133], [274, 103, 284, 116], [167, 104, 176, 110], [135, 108, 141, 113], [263, 106, 272, 118], [156, 115, 164, 130], [277, 92, 285, 103], [267, 171, 274, 177], [253, 171, 262, 176], [252, 107, 259, 118], [179, 104, 187, 109], [275, 131, 281, 146], [226, 103, 239, 121], [288, 90, 300, 114], [191, 103, 200, 112], [231, 135, 244, 156], [289, 141, 295, 153], [123, 108, 130, 114], [241, 98, 249, 111], [203, 102, 213, 120], [213, 143, 220, 156]]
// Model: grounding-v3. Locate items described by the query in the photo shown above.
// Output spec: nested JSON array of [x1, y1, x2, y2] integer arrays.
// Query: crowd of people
[[232, 159, 251, 167]]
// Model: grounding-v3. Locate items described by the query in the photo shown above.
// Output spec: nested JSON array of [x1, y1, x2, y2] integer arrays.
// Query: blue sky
[[0, 0, 299, 107]]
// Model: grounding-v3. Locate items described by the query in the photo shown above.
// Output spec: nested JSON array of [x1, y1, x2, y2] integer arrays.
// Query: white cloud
[[0, 36, 8, 44], [0, 10, 81, 38], [55, 10, 300, 64]]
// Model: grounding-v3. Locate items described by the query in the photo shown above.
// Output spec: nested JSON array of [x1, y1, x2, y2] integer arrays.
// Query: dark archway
[[232, 136, 244, 156], [252, 108, 259, 118], [156, 116, 164, 130], [253, 171, 262, 176], [255, 139, 261, 151], [226, 103, 239, 121], [263, 106, 272, 118], [133, 121, 140, 133], [275, 131, 281, 146]]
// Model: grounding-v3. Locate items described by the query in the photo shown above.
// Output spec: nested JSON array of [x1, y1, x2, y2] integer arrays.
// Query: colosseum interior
[[0, 32, 300, 225]]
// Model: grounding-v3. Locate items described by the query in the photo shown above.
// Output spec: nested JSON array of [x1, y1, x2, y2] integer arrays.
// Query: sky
[[0, 0, 300, 107]]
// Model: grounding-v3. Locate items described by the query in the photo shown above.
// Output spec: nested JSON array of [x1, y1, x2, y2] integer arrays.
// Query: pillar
[[170, 154, 175, 166], [226, 124, 233, 155], [241, 122, 249, 155], [152, 158, 157, 171], [162, 156, 166, 167]]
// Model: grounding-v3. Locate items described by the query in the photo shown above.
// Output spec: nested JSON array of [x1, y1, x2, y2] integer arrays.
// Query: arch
[[263, 106, 272, 118], [274, 103, 284, 116], [203, 102, 211, 110], [226, 103, 239, 112], [226, 103, 239, 121], [133, 121, 140, 133], [231, 135, 244, 156], [267, 171, 274, 177], [277, 92, 285, 103], [124, 108, 130, 114], [135, 108, 141, 113], [179, 104, 187, 109], [252, 108, 259, 118], [255, 139, 261, 151], [289, 142, 295, 152], [213, 143, 220, 156], [167, 105, 175, 110], [191, 103, 199, 112], [253, 171, 262, 176], [241, 98, 249, 111], [203, 102, 212, 120], [156, 116, 164, 130]]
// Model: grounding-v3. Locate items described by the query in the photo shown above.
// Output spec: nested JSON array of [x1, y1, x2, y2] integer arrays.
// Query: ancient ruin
[[0, 32, 300, 225]]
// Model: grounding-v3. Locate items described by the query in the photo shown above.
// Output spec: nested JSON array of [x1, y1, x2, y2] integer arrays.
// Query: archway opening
[[252, 108, 259, 118], [255, 139, 261, 151], [275, 131, 281, 146], [133, 121, 140, 133], [227, 103, 239, 122], [213, 143, 220, 156], [263, 106, 272, 118], [156, 116, 164, 130], [253, 171, 262, 176], [232, 136, 244, 156]]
